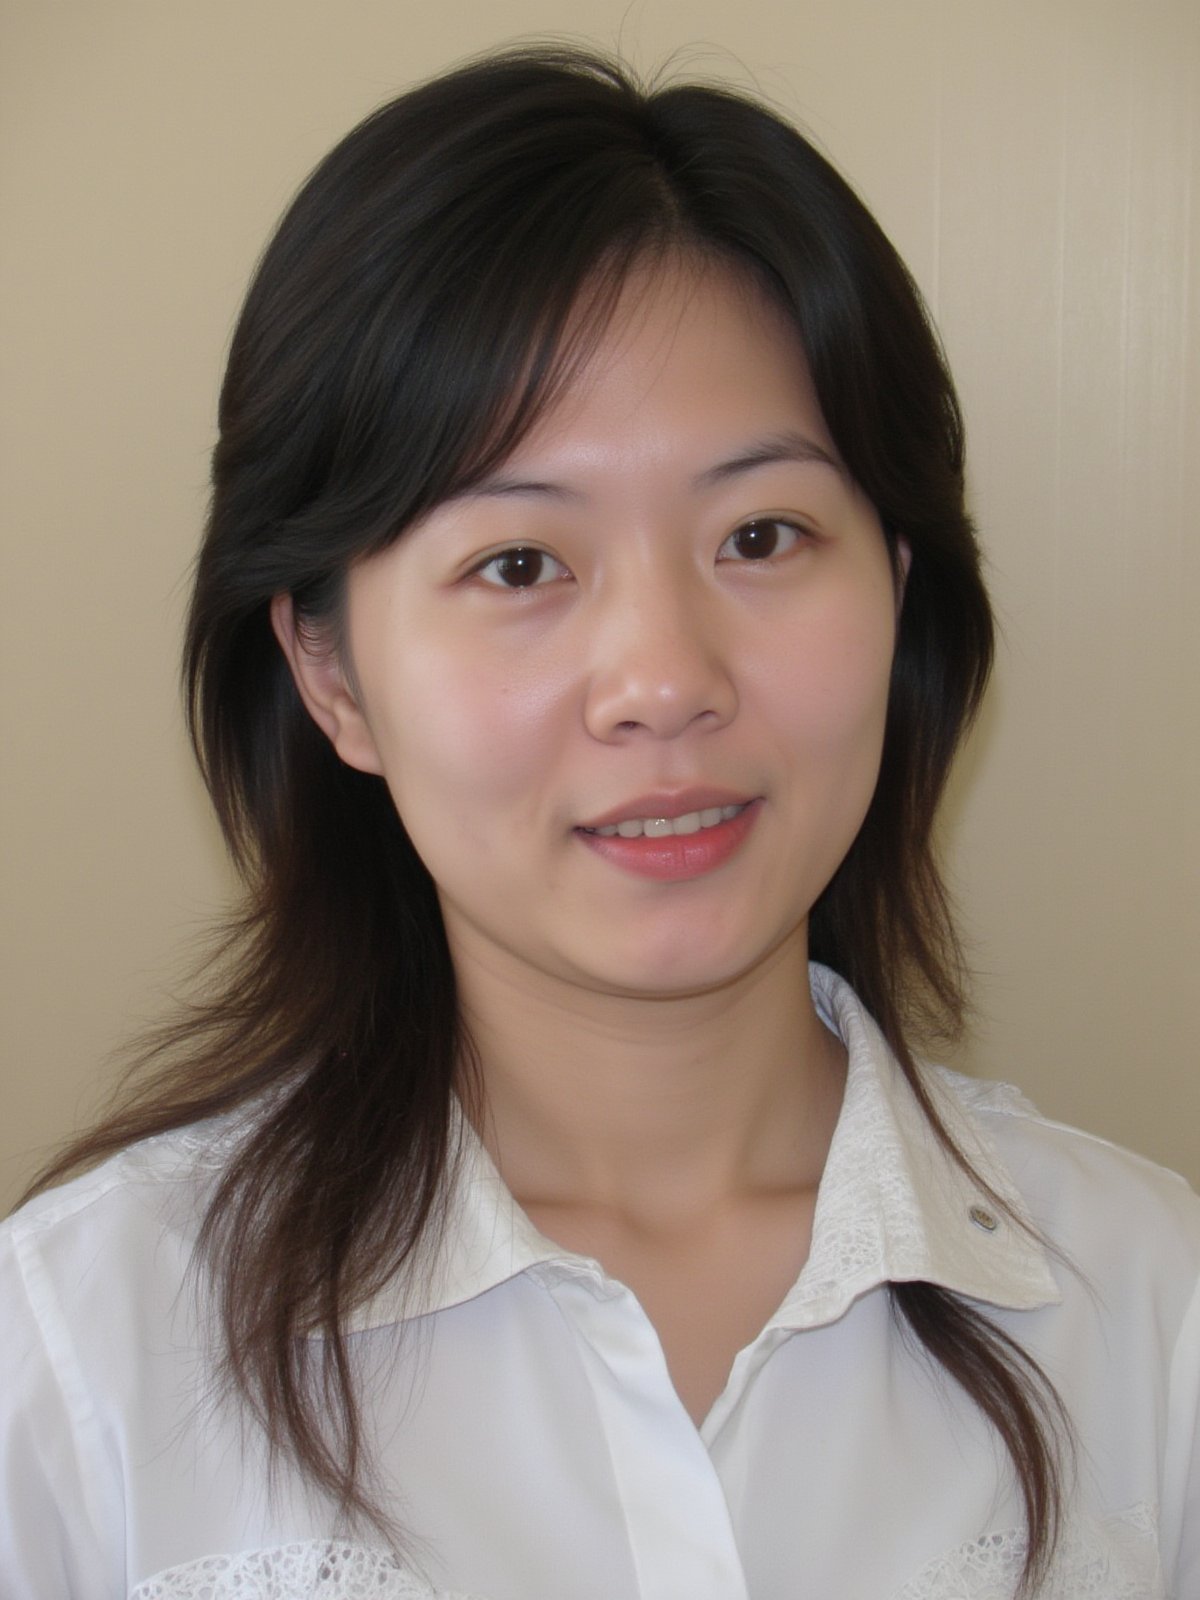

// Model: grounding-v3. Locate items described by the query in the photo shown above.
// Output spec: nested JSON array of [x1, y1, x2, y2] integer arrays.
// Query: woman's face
[[285, 261, 903, 1000]]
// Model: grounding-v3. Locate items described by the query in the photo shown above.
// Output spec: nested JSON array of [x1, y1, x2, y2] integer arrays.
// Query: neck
[[453, 930, 846, 1226]]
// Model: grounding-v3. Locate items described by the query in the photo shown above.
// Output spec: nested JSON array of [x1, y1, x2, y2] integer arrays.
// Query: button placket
[[543, 1273, 752, 1600]]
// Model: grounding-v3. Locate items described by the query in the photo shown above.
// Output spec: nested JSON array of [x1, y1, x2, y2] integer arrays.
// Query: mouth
[[574, 795, 761, 882], [578, 802, 749, 840]]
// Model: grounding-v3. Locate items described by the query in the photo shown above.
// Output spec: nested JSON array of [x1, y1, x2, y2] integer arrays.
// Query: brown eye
[[719, 519, 803, 561], [476, 546, 568, 588]]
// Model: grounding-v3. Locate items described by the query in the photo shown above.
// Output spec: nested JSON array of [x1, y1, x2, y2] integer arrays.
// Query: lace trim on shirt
[[128, 1541, 486, 1600], [890, 1502, 1163, 1599]]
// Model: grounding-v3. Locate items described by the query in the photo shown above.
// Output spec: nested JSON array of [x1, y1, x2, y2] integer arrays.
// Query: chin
[[565, 926, 799, 1002]]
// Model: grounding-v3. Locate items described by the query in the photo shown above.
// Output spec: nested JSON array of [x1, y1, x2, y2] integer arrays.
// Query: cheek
[[763, 595, 896, 897], [769, 590, 897, 762], [366, 643, 571, 843]]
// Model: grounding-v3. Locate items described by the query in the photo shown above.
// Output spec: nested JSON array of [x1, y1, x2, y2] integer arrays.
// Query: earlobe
[[269, 593, 384, 775]]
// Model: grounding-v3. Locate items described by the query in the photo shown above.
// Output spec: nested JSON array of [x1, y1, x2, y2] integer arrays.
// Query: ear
[[269, 593, 384, 775]]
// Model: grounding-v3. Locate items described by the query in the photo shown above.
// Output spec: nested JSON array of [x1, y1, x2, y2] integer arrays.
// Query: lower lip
[[575, 800, 761, 882]]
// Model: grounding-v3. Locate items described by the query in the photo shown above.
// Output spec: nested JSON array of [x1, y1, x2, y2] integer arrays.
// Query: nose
[[582, 574, 738, 743]]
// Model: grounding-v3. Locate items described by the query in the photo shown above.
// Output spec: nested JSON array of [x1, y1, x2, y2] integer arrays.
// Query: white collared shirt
[[2, 967, 1197, 1598]]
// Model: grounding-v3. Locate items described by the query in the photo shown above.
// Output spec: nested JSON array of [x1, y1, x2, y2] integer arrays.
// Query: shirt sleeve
[[0, 1217, 125, 1599]]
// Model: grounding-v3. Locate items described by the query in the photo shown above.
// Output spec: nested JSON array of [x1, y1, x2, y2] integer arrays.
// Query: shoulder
[[0, 1115, 248, 1366], [932, 1064, 1200, 1295], [927, 1069, 1200, 1591], [4, 1113, 240, 1256], [0, 1119, 245, 1597]]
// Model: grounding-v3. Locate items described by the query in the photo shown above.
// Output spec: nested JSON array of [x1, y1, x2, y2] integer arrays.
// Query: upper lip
[[576, 788, 755, 831]]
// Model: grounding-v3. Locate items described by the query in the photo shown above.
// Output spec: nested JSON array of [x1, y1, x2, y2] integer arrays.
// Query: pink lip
[[575, 797, 762, 882], [576, 787, 754, 832]]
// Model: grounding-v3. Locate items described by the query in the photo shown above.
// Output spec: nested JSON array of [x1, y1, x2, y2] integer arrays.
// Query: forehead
[[492, 255, 831, 475]]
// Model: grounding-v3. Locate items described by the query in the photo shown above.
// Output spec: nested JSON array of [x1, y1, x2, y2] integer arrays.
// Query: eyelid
[[469, 544, 572, 589], [716, 516, 813, 561]]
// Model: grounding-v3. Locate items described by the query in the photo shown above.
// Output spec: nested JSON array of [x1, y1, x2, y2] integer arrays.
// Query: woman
[[2, 46, 1196, 1600]]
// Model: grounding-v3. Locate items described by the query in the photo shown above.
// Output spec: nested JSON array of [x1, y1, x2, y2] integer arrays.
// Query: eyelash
[[471, 518, 810, 591], [473, 547, 570, 590], [716, 518, 808, 562]]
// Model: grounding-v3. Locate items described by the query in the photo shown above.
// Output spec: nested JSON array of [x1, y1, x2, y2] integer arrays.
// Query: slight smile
[[581, 803, 748, 839], [574, 794, 762, 882]]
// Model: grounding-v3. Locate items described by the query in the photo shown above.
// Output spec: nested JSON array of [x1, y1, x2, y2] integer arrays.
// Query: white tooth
[[597, 804, 745, 838]]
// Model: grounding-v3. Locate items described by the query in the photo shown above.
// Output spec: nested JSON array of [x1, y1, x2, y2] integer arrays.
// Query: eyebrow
[[458, 474, 582, 503], [691, 429, 843, 489], [457, 428, 842, 503]]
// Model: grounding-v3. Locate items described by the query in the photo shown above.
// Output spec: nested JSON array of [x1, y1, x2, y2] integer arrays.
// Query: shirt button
[[968, 1204, 998, 1232]]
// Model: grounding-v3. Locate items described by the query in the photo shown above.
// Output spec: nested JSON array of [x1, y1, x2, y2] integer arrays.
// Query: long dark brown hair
[[24, 46, 1067, 1594]]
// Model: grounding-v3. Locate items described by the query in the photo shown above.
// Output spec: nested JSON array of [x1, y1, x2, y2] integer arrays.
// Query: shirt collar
[[776, 964, 1060, 1327], [341, 964, 1059, 1335]]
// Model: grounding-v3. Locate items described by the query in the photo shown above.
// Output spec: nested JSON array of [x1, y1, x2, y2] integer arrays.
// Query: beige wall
[[2, 0, 1196, 1212]]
